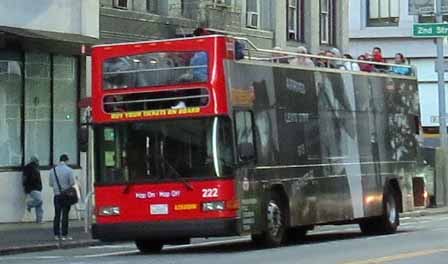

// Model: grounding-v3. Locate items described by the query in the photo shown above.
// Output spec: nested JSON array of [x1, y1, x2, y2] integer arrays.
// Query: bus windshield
[[103, 51, 208, 89], [95, 117, 234, 184]]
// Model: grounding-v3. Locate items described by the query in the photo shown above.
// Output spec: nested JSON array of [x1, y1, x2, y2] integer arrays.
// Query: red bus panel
[[91, 36, 233, 124], [95, 179, 238, 224]]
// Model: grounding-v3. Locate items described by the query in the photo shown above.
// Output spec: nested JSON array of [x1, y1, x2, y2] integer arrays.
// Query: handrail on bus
[[232, 36, 416, 76]]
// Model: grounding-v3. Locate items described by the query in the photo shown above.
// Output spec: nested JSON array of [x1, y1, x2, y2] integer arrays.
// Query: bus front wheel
[[135, 240, 163, 254], [252, 192, 287, 247]]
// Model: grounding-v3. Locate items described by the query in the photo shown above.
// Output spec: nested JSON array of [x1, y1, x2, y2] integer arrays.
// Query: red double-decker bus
[[91, 35, 422, 253]]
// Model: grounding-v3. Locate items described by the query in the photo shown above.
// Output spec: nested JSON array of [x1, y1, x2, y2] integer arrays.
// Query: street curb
[[0, 240, 103, 256], [401, 208, 448, 218]]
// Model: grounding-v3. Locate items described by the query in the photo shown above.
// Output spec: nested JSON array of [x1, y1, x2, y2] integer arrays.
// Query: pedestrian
[[22, 155, 43, 223], [390, 53, 411, 76], [49, 154, 76, 241]]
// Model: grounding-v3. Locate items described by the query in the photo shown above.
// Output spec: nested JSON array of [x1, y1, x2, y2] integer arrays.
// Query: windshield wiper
[[160, 157, 194, 191]]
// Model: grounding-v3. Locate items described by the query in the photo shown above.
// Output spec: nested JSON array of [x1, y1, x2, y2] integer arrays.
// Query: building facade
[[349, 0, 444, 132], [0, 0, 99, 223], [99, 0, 349, 52]]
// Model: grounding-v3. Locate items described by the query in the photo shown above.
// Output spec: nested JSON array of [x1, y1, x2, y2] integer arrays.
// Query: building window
[[246, 0, 260, 28], [367, 0, 399, 27], [146, 0, 158, 13], [113, 0, 128, 9], [287, 0, 304, 41], [320, 0, 335, 45], [418, 14, 448, 23], [0, 51, 22, 167]]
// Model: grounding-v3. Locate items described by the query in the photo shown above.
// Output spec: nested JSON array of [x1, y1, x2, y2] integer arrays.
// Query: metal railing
[[233, 37, 416, 77]]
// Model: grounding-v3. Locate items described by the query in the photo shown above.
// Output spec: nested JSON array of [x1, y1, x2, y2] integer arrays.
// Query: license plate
[[150, 204, 168, 215]]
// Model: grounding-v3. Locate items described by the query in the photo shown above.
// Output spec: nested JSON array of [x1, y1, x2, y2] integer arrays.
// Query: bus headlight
[[202, 201, 225, 211], [98, 206, 121, 216]]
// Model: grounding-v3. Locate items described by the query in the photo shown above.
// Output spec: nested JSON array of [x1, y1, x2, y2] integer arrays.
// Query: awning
[[0, 25, 100, 55]]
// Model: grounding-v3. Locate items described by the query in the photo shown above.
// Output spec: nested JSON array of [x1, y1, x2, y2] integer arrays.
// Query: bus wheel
[[359, 187, 399, 235], [135, 240, 163, 254], [252, 192, 287, 247]]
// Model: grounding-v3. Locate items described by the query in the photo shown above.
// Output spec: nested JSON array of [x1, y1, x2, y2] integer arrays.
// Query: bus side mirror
[[238, 142, 255, 162], [79, 126, 89, 152]]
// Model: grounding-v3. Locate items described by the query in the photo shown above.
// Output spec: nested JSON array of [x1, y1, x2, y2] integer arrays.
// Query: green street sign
[[413, 23, 448, 37]]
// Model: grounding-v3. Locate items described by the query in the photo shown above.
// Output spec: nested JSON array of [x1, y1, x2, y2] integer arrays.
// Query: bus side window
[[234, 111, 256, 162]]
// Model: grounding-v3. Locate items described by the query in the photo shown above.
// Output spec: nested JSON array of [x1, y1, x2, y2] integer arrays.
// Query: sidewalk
[[401, 206, 448, 218], [0, 220, 102, 255]]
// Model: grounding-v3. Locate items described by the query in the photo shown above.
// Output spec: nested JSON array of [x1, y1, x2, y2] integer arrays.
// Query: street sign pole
[[436, 0, 448, 205]]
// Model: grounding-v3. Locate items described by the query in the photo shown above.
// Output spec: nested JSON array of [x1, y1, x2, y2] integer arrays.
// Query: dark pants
[[53, 195, 71, 236]]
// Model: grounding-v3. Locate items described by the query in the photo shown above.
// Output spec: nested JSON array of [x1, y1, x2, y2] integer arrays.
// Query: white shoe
[[61, 236, 73, 241], [54, 236, 60, 241]]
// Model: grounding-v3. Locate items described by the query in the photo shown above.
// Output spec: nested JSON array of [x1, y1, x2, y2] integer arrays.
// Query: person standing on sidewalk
[[49, 154, 75, 241], [22, 155, 43, 223]]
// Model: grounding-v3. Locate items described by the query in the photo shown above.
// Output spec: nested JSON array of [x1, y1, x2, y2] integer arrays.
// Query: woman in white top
[[343, 54, 360, 71]]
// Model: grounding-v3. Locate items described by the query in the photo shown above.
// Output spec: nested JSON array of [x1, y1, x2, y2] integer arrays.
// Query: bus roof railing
[[232, 37, 416, 77]]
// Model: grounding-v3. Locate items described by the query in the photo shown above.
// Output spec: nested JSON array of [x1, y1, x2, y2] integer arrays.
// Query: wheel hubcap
[[267, 200, 282, 238], [387, 195, 397, 224]]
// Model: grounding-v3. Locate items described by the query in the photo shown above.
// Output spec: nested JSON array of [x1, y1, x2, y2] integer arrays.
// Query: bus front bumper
[[92, 218, 240, 242]]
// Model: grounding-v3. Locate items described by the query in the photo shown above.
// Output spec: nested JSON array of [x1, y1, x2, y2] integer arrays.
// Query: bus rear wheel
[[135, 240, 163, 254], [252, 192, 287, 247], [359, 186, 399, 235]]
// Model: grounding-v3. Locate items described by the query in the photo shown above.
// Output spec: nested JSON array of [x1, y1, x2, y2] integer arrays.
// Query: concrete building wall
[[0, 0, 99, 37], [0, 1, 98, 223], [349, 0, 447, 128], [0, 169, 83, 223]]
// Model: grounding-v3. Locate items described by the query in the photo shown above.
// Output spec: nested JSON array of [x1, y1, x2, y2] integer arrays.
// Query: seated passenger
[[289, 46, 314, 67], [272, 47, 289, 64], [343, 54, 360, 71], [390, 53, 411, 76], [190, 51, 208, 82], [358, 55, 374, 73]]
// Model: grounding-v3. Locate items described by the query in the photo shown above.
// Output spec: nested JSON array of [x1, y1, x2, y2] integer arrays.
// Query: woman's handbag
[[53, 168, 78, 205]]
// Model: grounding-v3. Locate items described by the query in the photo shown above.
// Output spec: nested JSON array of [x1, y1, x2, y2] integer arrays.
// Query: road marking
[[340, 248, 448, 264], [76, 250, 139, 258]]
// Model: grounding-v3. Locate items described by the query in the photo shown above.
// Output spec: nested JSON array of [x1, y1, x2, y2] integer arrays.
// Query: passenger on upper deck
[[390, 53, 411, 76], [357, 55, 374, 73], [343, 54, 360, 71], [289, 46, 314, 67], [372, 47, 388, 72]]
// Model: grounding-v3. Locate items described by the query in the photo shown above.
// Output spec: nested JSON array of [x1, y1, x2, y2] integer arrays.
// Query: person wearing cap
[[22, 155, 43, 223], [49, 154, 76, 241]]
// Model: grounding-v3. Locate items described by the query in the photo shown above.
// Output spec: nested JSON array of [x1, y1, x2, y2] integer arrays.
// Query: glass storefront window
[[24, 53, 51, 166], [0, 51, 23, 167], [53, 55, 78, 165]]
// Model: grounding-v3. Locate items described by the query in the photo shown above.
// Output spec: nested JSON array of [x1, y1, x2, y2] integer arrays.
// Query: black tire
[[135, 240, 163, 254], [359, 186, 399, 235], [285, 226, 308, 244], [252, 192, 287, 248]]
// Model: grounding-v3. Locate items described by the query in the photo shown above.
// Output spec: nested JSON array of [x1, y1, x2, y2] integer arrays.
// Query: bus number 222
[[202, 188, 218, 198]]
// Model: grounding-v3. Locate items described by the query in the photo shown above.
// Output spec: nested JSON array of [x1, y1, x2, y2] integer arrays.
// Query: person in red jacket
[[372, 47, 388, 72]]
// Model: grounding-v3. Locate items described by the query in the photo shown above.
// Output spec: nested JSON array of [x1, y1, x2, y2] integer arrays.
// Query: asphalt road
[[1, 214, 448, 264]]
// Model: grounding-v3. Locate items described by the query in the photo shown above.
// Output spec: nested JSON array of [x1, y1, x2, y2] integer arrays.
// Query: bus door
[[233, 110, 259, 234]]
